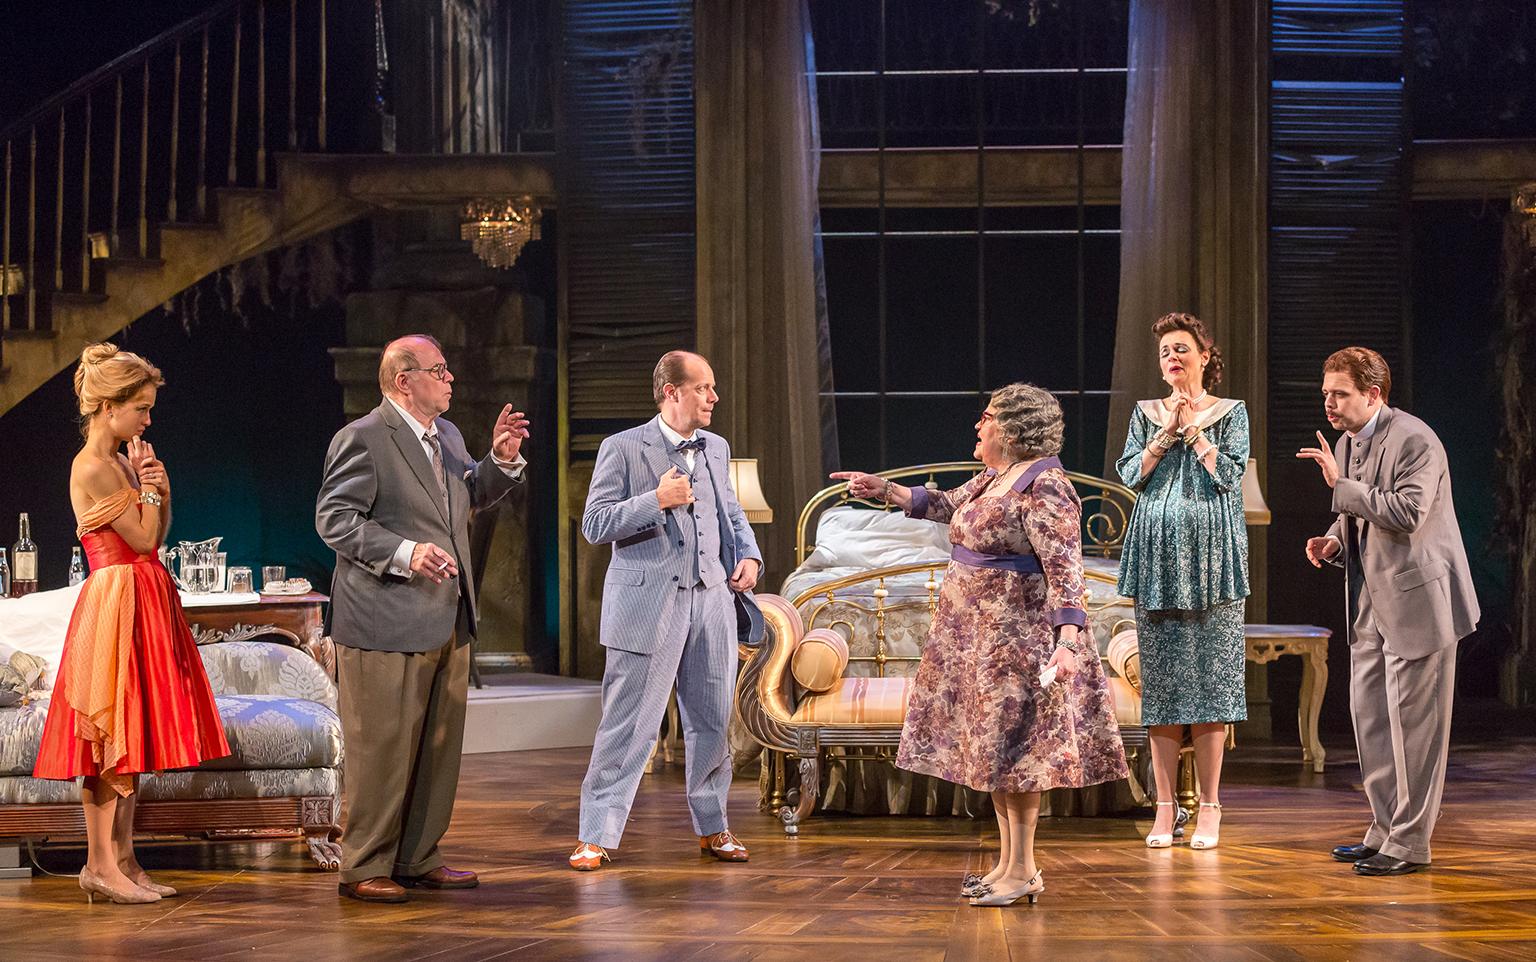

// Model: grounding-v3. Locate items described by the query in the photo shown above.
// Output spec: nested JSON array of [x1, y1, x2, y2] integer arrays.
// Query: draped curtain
[[695, 0, 837, 580], [1104, 0, 1267, 478]]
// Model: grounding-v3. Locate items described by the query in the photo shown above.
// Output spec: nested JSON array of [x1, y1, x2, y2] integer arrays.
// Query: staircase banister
[[0, 0, 242, 145]]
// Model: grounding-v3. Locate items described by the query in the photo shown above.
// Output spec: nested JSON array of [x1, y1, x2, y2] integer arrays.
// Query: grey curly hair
[[989, 383, 1064, 459]]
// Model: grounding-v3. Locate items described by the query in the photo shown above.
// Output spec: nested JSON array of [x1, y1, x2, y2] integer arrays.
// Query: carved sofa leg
[[777, 754, 820, 837], [301, 796, 342, 871], [305, 829, 343, 871]]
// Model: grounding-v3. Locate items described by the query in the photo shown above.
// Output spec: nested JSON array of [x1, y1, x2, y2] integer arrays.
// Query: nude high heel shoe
[[969, 870, 1044, 907], [79, 867, 161, 905], [130, 873, 178, 897], [1146, 801, 1178, 849], [1190, 802, 1222, 850]]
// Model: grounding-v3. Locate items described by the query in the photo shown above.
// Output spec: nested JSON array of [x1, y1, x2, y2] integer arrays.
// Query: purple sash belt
[[950, 543, 1043, 574]]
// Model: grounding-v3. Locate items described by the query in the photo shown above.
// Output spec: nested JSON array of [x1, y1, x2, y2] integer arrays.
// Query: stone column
[[330, 216, 551, 668]]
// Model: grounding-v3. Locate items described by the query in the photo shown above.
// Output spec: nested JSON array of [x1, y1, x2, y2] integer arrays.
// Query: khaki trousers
[[1349, 589, 1457, 864], [336, 633, 470, 883]]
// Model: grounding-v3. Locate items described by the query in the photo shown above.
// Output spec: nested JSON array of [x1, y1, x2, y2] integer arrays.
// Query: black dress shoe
[[1331, 843, 1379, 863], [1353, 853, 1428, 876]]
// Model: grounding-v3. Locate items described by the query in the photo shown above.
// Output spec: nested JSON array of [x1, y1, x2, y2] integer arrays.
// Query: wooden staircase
[[0, 0, 553, 417], [0, 152, 552, 416]]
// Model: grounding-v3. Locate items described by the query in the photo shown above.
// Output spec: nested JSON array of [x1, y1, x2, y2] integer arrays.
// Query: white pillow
[[803, 505, 951, 571], [0, 582, 84, 689]]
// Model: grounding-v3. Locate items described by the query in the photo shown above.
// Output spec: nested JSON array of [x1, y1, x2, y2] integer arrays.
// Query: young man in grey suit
[[569, 350, 764, 871], [1298, 346, 1479, 877], [316, 335, 530, 902]]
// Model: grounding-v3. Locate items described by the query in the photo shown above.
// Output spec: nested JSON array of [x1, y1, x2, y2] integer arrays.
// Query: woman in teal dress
[[1115, 312, 1249, 851]]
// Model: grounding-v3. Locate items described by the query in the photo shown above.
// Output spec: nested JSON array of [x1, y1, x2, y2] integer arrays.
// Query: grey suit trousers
[[336, 629, 470, 883], [579, 581, 736, 849], [1349, 587, 1456, 864]]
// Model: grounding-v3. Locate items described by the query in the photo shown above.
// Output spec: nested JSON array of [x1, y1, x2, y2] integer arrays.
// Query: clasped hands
[[127, 437, 170, 499]]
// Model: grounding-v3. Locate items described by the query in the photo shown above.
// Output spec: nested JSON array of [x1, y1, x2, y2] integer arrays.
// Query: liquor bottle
[[0, 547, 9, 598], [69, 546, 86, 586], [11, 513, 38, 597]]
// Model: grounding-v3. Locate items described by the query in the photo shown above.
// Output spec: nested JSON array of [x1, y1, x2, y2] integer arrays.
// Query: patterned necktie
[[422, 431, 451, 518]]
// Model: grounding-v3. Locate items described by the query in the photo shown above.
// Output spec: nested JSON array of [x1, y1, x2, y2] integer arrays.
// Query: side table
[[1245, 624, 1332, 773]]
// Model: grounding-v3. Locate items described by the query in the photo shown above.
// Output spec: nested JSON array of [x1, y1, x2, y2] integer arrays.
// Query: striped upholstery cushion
[[791, 629, 850, 693], [791, 676, 911, 725]]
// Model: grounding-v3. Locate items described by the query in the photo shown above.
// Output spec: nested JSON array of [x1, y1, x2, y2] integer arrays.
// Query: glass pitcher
[[171, 537, 223, 593]]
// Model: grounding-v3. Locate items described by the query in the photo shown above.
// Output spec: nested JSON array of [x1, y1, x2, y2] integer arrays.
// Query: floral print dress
[[894, 459, 1129, 794]]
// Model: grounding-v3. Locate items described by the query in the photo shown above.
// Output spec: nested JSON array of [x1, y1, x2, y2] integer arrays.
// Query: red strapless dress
[[33, 489, 230, 795]]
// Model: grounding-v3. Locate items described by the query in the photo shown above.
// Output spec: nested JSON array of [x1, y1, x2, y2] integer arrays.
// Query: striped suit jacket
[[582, 418, 764, 654]]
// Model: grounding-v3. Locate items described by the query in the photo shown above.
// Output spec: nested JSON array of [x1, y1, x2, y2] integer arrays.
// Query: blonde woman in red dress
[[32, 343, 229, 904]]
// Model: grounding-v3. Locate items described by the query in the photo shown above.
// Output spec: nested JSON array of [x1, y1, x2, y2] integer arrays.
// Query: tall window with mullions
[[813, 0, 1129, 474]]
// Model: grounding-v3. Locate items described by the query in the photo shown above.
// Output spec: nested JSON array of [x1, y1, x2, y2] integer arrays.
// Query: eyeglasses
[[402, 363, 450, 382]]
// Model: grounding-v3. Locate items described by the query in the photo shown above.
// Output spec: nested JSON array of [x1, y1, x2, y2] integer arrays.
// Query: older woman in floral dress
[[833, 383, 1128, 908]]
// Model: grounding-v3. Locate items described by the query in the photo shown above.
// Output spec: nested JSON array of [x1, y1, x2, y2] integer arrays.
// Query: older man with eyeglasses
[[316, 334, 530, 903]]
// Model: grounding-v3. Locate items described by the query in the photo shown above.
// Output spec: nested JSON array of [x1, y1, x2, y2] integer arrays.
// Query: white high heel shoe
[[1146, 800, 1178, 849], [1190, 802, 1222, 850]]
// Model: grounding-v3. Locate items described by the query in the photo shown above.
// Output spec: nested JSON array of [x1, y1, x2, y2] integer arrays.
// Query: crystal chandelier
[[460, 196, 542, 269]]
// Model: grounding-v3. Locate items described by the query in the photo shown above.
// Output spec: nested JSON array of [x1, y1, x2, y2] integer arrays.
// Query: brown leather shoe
[[338, 877, 409, 903], [700, 830, 749, 862], [394, 866, 479, 889], [568, 841, 609, 871]]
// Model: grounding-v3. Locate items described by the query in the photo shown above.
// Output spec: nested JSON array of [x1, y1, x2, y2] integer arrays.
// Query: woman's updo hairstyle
[[74, 342, 163, 436], [1152, 312, 1224, 390]]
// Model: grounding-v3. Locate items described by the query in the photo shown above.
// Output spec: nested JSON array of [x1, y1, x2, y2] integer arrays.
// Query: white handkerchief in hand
[[1039, 664, 1058, 689]]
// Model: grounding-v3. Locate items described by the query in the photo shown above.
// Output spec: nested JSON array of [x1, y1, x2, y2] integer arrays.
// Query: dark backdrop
[[0, 287, 349, 591]]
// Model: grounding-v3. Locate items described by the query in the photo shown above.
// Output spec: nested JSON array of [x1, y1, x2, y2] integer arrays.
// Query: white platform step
[[462, 672, 603, 754]]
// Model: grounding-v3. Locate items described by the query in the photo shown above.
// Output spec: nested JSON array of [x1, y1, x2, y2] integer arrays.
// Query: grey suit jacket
[[1324, 406, 1479, 659], [582, 418, 764, 655], [316, 399, 519, 652]]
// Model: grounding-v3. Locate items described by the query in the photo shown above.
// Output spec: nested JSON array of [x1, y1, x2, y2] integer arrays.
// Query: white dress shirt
[[656, 414, 699, 473], [386, 395, 526, 578]]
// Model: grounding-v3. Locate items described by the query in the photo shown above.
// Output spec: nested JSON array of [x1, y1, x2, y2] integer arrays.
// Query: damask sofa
[[0, 626, 344, 871]]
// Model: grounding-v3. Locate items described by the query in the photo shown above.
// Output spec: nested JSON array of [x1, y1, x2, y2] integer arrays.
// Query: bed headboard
[[795, 461, 1138, 565]]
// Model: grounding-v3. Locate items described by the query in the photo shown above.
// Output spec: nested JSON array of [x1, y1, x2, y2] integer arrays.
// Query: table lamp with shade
[[728, 459, 773, 524], [1242, 458, 1270, 526]]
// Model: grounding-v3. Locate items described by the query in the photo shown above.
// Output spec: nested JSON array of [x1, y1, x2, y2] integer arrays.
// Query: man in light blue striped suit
[[569, 351, 764, 871]]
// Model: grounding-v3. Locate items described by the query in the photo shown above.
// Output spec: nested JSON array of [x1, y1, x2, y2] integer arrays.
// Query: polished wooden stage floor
[[4, 737, 1535, 961]]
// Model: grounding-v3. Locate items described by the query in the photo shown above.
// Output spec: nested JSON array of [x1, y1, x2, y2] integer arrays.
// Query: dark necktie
[[676, 437, 706, 453], [423, 431, 451, 518]]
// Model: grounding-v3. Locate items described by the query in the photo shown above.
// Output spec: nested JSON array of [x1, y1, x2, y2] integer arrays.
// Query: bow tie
[[676, 437, 706, 453]]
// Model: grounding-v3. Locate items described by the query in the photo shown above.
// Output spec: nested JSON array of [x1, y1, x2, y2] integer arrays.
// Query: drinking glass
[[261, 565, 286, 591], [228, 566, 253, 594]]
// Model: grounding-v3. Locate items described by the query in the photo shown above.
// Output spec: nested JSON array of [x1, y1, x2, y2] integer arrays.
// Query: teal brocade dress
[[1115, 399, 1250, 726]]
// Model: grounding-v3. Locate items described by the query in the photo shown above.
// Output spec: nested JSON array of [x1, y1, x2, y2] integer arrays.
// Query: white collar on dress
[[1136, 396, 1242, 431]]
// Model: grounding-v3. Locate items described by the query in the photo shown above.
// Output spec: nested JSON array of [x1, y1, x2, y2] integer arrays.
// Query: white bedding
[[779, 502, 1130, 663], [0, 583, 84, 688]]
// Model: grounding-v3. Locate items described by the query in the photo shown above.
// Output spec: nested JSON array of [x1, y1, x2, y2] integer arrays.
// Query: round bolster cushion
[[1106, 627, 1141, 695], [791, 628, 850, 693]]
